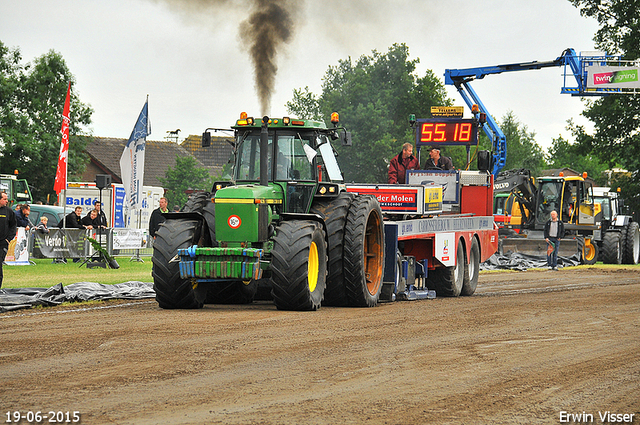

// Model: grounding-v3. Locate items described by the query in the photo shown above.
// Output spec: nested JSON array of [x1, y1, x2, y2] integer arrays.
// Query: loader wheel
[[152, 219, 206, 309], [621, 221, 640, 264], [582, 238, 598, 265], [310, 192, 355, 306], [429, 238, 465, 297], [206, 280, 257, 304], [461, 238, 480, 296], [601, 231, 622, 264], [270, 220, 327, 311], [343, 195, 385, 307]]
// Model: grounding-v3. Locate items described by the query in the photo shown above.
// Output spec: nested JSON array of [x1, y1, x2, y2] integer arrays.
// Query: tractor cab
[[535, 175, 599, 229]]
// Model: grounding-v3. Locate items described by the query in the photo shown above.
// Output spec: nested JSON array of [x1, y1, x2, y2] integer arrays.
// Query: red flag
[[54, 81, 71, 195]]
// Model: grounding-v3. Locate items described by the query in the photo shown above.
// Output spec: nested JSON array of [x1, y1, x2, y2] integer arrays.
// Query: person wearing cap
[[424, 145, 454, 170], [388, 143, 420, 184]]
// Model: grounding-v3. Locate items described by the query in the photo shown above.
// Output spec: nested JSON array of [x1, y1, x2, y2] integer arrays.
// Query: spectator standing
[[544, 210, 565, 271], [82, 210, 99, 230], [424, 146, 454, 170], [63, 206, 85, 229], [388, 143, 420, 184], [93, 201, 108, 228], [0, 192, 17, 289], [149, 197, 169, 239], [15, 204, 32, 231]]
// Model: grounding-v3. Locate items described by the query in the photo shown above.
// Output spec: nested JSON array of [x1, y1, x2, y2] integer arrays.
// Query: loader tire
[[461, 238, 480, 296], [581, 238, 598, 265], [310, 192, 355, 306], [152, 219, 206, 309], [271, 220, 327, 311], [621, 221, 640, 264], [343, 195, 385, 307], [601, 231, 622, 264], [206, 280, 257, 304], [429, 238, 465, 297]]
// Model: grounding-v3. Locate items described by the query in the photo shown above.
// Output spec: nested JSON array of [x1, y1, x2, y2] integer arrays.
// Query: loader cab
[[535, 176, 596, 227]]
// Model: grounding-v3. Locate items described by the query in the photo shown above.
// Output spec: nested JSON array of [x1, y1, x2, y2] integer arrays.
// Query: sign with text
[[416, 118, 478, 146], [587, 65, 640, 89]]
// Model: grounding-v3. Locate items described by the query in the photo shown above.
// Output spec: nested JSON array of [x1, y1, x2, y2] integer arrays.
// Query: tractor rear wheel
[[182, 191, 210, 213], [206, 280, 257, 304], [621, 221, 640, 264], [310, 192, 355, 306], [343, 195, 385, 307], [152, 219, 206, 309], [461, 238, 480, 296], [429, 238, 465, 297], [270, 220, 327, 311], [601, 231, 622, 264]]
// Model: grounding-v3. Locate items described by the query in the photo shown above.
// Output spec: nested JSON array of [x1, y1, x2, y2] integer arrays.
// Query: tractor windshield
[[536, 180, 563, 225], [235, 131, 316, 182]]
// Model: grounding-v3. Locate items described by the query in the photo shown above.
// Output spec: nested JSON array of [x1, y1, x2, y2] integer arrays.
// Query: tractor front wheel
[[270, 220, 327, 311]]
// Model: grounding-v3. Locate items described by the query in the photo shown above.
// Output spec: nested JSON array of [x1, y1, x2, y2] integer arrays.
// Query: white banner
[[112, 228, 148, 250], [586, 65, 640, 89], [119, 100, 150, 211], [5, 228, 30, 265]]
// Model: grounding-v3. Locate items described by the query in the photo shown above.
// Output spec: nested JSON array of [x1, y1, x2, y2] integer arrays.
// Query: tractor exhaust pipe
[[260, 116, 269, 186]]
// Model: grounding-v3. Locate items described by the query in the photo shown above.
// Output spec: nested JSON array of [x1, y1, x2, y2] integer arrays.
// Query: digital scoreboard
[[415, 118, 479, 146]]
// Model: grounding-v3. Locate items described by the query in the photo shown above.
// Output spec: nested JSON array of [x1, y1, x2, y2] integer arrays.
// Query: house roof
[[83, 136, 206, 187], [181, 134, 234, 176]]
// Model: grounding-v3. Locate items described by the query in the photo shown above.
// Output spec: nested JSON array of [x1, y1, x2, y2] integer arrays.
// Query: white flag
[[119, 99, 150, 210]]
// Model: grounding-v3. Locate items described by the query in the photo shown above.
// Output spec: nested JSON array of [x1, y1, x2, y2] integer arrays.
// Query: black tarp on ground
[[481, 251, 581, 271], [0, 282, 155, 313]]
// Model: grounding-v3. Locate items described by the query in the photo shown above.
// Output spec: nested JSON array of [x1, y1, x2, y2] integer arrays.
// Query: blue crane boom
[[444, 48, 626, 175]]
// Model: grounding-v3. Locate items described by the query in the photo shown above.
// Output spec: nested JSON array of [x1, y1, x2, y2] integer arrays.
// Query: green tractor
[[152, 113, 385, 310]]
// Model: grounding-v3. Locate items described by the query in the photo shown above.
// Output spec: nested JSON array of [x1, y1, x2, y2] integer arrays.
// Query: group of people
[[388, 143, 454, 184], [61, 201, 108, 230]]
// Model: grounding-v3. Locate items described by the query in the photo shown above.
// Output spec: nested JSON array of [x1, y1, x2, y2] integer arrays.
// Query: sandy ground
[[1, 267, 639, 425]]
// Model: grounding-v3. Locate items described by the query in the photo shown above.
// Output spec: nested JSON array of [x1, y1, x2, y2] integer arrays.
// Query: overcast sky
[[2, 0, 600, 149]]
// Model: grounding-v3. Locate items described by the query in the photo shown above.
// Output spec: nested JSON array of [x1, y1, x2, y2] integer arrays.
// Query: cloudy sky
[[2, 0, 600, 148]]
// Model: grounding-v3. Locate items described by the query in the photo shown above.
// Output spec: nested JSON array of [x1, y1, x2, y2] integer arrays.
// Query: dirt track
[[1, 268, 639, 425]]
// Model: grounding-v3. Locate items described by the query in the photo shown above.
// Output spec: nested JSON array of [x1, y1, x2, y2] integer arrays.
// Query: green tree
[[0, 41, 93, 203], [568, 0, 640, 212], [499, 111, 546, 175], [287, 43, 451, 183], [547, 133, 608, 184], [159, 156, 211, 207]]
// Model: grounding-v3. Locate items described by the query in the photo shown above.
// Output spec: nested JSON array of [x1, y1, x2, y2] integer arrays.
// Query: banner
[[119, 99, 150, 211], [4, 228, 30, 265], [587, 65, 640, 89], [112, 228, 148, 250], [54, 81, 72, 195], [32, 229, 85, 259]]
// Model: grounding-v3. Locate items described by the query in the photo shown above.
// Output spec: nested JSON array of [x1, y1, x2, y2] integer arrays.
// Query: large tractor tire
[[310, 192, 355, 306], [601, 231, 622, 264], [152, 219, 206, 309], [581, 238, 599, 265], [343, 195, 385, 307], [461, 238, 480, 296], [270, 220, 327, 311], [429, 238, 465, 297], [621, 221, 640, 264], [206, 280, 257, 304], [182, 191, 210, 213]]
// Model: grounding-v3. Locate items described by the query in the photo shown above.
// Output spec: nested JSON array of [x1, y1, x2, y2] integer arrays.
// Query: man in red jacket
[[388, 143, 420, 184]]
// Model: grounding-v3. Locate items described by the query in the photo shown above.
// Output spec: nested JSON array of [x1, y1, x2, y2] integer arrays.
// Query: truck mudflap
[[178, 246, 263, 280], [500, 236, 583, 259]]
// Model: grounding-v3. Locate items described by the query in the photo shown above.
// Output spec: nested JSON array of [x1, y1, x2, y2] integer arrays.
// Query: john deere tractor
[[152, 113, 385, 310]]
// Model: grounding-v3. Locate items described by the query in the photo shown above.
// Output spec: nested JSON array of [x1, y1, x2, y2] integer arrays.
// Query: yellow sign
[[431, 106, 464, 118]]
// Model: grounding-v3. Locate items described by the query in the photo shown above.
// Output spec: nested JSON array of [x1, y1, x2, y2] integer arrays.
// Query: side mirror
[[202, 132, 211, 147], [341, 131, 352, 146]]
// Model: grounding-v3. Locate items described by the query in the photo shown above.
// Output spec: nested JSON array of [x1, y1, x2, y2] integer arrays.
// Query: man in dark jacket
[[0, 192, 17, 288], [81, 210, 99, 230], [544, 210, 565, 270], [424, 146, 454, 170], [15, 204, 32, 231], [93, 201, 108, 228], [149, 197, 169, 238], [388, 143, 420, 184], [62, 206, 85, 229]]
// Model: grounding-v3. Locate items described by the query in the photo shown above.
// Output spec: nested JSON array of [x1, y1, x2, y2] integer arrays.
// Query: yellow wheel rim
[[308, 241, 319, 293], [584, 240, 596, 261]]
